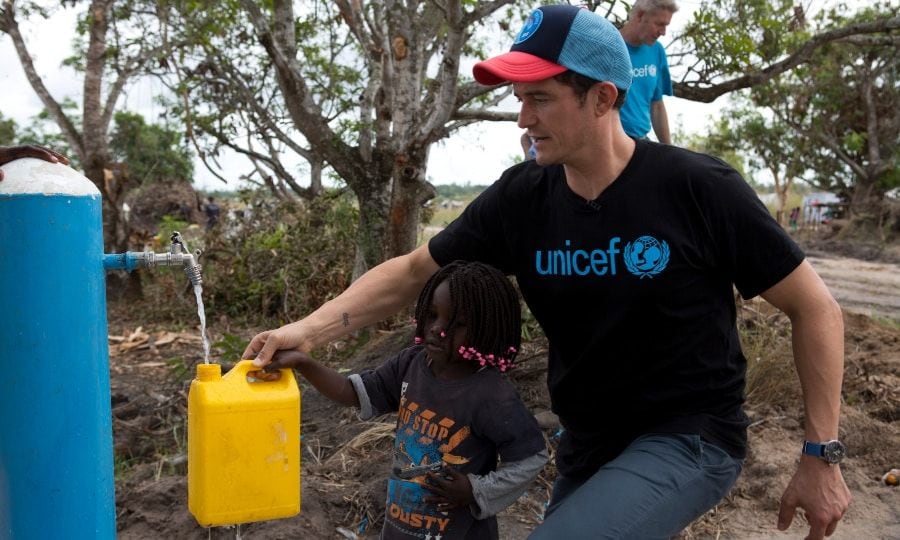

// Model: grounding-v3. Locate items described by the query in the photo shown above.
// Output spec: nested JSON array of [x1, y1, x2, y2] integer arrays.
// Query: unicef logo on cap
[[514, 9, 543, 44], [624, 235, 670, 278]]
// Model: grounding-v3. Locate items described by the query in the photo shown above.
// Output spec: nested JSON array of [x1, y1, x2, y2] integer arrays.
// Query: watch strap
[[802, 440, 825, 457]]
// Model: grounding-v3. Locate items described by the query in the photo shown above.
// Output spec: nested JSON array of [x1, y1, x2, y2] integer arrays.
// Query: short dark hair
[[553, 70, 627, 109]]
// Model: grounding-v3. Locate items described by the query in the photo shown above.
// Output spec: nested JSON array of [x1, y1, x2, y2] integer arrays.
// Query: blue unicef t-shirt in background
[[620, 41, 672, 139]]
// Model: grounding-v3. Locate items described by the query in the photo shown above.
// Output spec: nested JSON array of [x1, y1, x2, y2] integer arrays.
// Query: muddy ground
[[111, 240, 899, 539]]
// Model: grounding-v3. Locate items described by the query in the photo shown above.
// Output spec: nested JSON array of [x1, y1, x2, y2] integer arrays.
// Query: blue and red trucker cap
[[473, 5, 632, 90]]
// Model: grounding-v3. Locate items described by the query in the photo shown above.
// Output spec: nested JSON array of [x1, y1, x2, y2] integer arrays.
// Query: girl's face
[[422, 281, 473, 377]]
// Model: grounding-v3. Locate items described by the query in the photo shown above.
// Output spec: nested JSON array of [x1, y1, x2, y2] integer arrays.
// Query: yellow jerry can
[[188, 360, 301, 526]]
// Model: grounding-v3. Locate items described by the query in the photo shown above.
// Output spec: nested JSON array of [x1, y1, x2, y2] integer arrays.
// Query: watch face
[[823, 441, 846, 464]]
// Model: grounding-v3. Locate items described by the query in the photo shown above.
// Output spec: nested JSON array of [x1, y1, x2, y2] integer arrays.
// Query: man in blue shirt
[[619, 0, 677, 143]]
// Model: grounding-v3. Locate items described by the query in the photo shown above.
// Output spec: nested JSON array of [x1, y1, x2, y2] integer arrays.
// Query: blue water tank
[[0, 158, 115, 539]]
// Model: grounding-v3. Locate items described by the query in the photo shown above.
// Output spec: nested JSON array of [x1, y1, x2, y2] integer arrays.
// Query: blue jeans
[[529, 433, 743, 539]]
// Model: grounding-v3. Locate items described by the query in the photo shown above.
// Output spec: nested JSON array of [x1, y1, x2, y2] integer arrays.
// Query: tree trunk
[[775, 187, 788, 226], [84, 0, 142, 297], [386, 147, 436, 259], [351, 177, 393, 281], [849, 180, 882, 223]]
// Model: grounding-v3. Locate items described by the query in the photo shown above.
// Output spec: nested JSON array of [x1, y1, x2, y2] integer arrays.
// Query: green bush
[[200, 190, 357, 323]]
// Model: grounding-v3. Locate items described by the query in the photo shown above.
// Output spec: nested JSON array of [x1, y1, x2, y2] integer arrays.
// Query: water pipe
[[0, 158, 202, 540], [104, 231, 204, 286]]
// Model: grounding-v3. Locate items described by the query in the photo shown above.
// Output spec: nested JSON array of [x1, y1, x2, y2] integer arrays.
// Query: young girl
[[265, 261, 548, 539]]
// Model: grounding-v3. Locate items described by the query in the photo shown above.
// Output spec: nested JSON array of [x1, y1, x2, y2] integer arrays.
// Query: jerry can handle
[[230, 359, 289, 384], [247, 369, 282, 382]]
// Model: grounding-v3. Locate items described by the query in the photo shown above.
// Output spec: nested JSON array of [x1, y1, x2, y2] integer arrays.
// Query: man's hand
[[0, 145, 69, 181], [778, 456, 851, 539], [423, 467, 474, 512], [242, 322, 308, 368]]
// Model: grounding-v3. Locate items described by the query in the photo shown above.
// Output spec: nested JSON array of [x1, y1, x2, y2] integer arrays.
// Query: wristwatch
[[802, 440, 846, 464]]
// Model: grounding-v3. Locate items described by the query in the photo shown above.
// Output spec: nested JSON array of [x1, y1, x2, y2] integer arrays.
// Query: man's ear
[[591, 82, 619, 115]]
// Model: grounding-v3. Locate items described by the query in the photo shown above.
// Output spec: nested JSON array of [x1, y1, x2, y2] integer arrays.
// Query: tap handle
[[171, 231, 188, 254]]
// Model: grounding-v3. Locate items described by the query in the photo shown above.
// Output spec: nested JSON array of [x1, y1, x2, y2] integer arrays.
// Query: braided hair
[[413, 260, 522, 371]]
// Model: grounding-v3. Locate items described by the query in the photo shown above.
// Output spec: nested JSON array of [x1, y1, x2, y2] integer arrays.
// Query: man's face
[[634, 9, 673, 45], [514, 78, 596, 166]]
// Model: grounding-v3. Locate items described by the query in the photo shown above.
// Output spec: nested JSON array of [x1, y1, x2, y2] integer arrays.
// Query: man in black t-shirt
[[244, 5, 850, 539]]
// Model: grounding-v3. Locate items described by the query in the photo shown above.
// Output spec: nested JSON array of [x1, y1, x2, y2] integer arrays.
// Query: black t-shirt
[[429, 140, 804, 479], [358, 346, 545, 539]]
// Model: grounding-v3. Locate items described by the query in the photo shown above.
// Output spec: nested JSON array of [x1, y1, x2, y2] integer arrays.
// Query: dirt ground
[[111, 242, 899, 540]]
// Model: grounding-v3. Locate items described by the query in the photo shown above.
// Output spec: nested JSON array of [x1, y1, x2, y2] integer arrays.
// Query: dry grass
[[324, 422, 395, 466], [737, 298, 801, 411]]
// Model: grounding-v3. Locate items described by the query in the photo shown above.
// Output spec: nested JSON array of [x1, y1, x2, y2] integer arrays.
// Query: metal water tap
[[103, 230, 203, 286], [169, 232, 203, 286]]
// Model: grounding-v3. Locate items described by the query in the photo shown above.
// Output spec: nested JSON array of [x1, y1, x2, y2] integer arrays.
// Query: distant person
[[0, 145, 69, 181], [520, 131, 537, 160], [789, 206, 800, 231], [262, 261, 548, 540], [619, 0, 677, 143], [203, 196, 220, 230]]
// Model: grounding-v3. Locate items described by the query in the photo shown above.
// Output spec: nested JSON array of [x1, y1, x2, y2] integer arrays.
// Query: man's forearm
[[762, 261, 844, 440], [651, 100, 671, 144], [789, 297, 844, 440], [289, 244, 439, 352]]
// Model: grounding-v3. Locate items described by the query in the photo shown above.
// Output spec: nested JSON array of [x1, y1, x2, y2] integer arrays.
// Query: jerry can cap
[[196, 363, 222, 382]]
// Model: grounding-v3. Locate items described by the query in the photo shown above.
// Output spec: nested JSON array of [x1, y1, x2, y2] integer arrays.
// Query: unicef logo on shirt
[[624, 235, 670, 278], [515, 9, 543, 44], [632, 64, 658, 78]]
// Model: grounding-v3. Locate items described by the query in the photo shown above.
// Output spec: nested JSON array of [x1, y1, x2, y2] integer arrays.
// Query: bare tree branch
[[1, 2, 84, 159], [676, 16, 900, 102], [452, 109, 518, 122], [239, 0, 367, 185]]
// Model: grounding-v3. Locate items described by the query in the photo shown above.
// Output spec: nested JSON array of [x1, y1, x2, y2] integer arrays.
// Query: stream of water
[[193, 283, 211, 364]]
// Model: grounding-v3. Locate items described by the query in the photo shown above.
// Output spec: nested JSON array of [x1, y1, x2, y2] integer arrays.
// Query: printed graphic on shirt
[[384, 393, 473, 538], [534, 235, 670, 278], [632, 63, 658, 78], [624, 236, 670, 278]]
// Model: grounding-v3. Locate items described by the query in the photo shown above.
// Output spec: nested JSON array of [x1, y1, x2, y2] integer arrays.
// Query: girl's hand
[[0, 145, 69, 181], [264, 349, 312, 372], [422, 467, 474, 511]]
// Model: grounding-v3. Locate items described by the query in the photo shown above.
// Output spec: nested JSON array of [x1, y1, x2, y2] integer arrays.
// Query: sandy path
[[807, 255, 900, 322]]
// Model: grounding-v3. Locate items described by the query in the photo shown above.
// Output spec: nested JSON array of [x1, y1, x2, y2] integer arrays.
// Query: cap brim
[[473, 51, 568, 85]]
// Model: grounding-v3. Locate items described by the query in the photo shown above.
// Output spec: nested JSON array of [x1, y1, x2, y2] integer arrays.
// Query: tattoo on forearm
[[342, 312, 350, 327]]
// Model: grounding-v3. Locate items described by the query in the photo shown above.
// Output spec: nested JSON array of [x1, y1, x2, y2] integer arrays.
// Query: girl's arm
[[467, 448, 549, 519], [266, 350, 359, 408], [422, 449, 549, 517]]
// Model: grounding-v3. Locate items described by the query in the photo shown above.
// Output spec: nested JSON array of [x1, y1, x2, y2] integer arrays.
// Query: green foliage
[[109, 112, 194, 184], [213, 333, 250, 362], [681, 0, 806, 79], [113, 452, 137, 481], [157, 215, 192, 245], [165, 355, 194, 383], [0, 114, 16, 146], [681, 123, 755, 188], [747, 2, 899, 206], [199, 189, 358, 321], [10, 100, 80, 164], [426, 187, 485, 232], [435, 183, 489, 199]]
